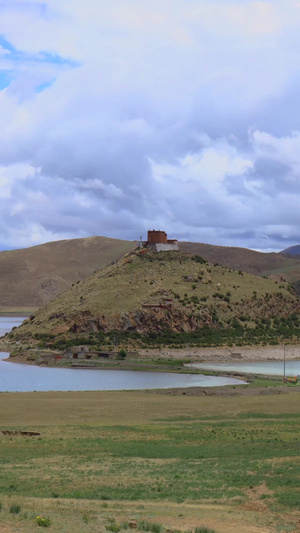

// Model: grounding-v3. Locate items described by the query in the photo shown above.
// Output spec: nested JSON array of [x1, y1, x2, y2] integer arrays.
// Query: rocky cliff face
[[55, 306, 214, 336], [20, 293, 300, 340]]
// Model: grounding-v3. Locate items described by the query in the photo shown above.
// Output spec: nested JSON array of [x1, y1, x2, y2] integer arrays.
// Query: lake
[[0, 317, 246, 392], [0, 315, 27, 337], [189, 360, 300, 376]]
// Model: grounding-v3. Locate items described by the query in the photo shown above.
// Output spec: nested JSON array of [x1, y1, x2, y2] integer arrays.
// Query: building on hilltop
[[147, 229, 179, 251], [147, 230, 168, 245]]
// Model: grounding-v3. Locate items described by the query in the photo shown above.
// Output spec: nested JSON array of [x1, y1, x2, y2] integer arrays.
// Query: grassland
[[0, 388, 299, 532]]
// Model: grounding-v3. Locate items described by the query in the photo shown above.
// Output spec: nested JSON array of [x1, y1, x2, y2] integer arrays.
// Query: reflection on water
[[0, 316, 247, 392]]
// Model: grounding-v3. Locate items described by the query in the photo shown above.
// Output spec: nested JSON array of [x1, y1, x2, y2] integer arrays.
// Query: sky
[[1, 1, 300, 252]]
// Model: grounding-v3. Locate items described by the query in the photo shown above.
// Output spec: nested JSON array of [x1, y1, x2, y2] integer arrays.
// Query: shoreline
[[1, 343, 300, 367], [0, 345, 299, 389], [1, 345, 298, 396], [139, 344, 300, 362]]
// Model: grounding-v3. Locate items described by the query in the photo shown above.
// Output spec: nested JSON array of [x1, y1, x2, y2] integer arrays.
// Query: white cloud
[[1, 1, 300, 251], [0, 163, 36, 197]]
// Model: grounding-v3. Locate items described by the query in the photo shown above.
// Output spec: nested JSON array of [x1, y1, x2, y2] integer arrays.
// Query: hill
[[1, 236, 300, 315], [9, 248, 300, 350], [280, 245, 300, 256], [180, 241, 300, 287], [0, 236, 134, 313]]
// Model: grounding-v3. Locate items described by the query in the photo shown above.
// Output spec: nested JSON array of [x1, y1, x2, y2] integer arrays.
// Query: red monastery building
[[147, 230, 178, 251]]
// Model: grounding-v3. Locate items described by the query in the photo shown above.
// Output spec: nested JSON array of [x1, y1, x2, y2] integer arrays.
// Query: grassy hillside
[[1, 236, 300, 315], [180, 241, 300, 284], [9, 248, 300, 349], [0, 236, 134, 313]]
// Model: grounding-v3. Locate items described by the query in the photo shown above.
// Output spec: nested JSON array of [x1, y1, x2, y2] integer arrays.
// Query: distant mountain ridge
[[280, 245, 300, 256], [179, 242, 300, 286]]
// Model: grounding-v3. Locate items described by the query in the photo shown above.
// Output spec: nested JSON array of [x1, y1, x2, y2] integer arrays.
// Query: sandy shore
[[139, 344, 300, 362]]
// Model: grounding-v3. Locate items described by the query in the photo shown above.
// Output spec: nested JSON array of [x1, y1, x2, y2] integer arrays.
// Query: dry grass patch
[[0, 389, 300, 531], [0, 496, 295, 533]]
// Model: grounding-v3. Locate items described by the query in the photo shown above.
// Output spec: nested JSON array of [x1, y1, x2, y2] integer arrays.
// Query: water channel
[[0, 317, 246, 392]]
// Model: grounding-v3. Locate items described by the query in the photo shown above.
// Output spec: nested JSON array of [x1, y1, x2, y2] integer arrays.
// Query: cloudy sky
[[1, 0, 300, 252]]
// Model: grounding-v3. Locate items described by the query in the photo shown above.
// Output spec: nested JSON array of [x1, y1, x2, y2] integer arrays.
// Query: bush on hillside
[[117, 349, 127, 359]]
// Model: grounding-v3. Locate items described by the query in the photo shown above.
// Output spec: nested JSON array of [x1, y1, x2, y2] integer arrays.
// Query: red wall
[[147, 230, 167, 244]]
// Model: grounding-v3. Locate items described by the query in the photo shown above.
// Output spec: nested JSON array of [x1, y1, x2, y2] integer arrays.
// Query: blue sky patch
[[0, 35, 16, 54], [35, 79, 55, 93], [0, 71, 12, 90], [0, 35, 79, 68], [38, 51, 78, 68]]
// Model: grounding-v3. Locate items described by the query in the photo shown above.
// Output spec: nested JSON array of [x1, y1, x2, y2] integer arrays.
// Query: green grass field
[[0, 388, 299, 532]]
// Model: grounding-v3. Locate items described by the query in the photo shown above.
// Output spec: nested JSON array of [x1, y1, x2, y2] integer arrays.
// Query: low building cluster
[[64, 346, 114, 360]]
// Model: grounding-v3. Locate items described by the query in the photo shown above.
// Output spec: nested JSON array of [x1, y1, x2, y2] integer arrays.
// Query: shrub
[[106, 523, 121, 532], [35, 516, 51, 527], [193, 255, 207, 264], [138, 520, 162, 533], [10, 504, 21, 514], [117, 349, 127, 360], [82, 513, 89, 524]]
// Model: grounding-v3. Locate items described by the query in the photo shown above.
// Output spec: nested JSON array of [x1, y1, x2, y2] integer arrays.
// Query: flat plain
[[0, 386, 300, 533]]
